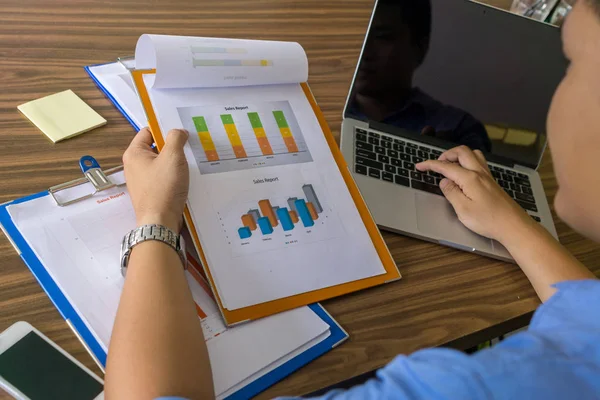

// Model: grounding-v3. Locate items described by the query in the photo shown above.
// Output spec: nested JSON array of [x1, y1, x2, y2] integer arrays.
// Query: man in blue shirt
[[104, 1, 600, 399], [347, 0, 492, 152]]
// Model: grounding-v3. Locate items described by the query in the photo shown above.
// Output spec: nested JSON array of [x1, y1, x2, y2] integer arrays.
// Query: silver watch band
[[120, 224, 186, 277]]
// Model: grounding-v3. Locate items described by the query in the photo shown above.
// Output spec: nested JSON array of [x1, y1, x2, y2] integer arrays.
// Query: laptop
[[340, 0, 565, 261]]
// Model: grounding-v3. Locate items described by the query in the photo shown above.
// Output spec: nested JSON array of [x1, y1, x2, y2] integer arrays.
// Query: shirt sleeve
[[278, 279, 600, 400], [282, 349, 493, 400]]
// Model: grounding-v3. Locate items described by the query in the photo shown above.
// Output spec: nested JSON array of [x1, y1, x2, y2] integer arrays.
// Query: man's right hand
[[416, 146, 533, 244], [123, 127, 189, 232]]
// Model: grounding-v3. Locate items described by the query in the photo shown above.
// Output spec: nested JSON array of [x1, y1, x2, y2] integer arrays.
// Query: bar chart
[[237, 184, 323, 239], [214, 181, 345, 257], [178, 101, 313, 174]]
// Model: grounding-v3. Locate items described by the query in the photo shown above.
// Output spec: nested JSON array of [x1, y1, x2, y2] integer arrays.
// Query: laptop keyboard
[[353, 128, 540, 215]]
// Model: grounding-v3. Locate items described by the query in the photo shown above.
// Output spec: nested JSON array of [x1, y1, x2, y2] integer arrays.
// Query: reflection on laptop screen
[[345, 0, 567, 167]]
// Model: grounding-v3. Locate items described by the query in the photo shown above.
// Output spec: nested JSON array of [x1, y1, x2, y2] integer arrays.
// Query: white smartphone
[[0, 321, 104, 400]]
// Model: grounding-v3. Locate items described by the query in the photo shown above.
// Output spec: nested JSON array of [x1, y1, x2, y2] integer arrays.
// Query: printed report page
[[144, 75, 387, 311], [7, 177, 331, 399]]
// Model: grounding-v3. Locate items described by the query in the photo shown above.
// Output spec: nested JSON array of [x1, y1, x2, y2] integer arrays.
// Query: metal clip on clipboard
[[49, 156, 125, 207]]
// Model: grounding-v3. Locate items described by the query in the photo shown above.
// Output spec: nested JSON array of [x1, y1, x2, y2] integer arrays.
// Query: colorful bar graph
[[192, 116, 219, 161], [289, 210, 299, 224], [257, 217, 274, 235], [241, 214, 257, 231], [238, 226, 252, 239], [237, 185, 323, 237], [276, 208, 295, 231], [259, 199, 278, 227], [306, 202, 319, 220], [295, 199, 315, 227], [247, 112, 274, 155], [273, 110, 299, 153], [221, 114, 247, 158]]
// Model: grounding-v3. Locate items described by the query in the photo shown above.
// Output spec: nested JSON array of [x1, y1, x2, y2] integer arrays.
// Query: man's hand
[[416, 145, 532, 243], [123, 127, 189, 232]]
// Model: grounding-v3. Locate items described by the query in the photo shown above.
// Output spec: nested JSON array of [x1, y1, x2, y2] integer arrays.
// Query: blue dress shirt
[[157, 280, 600, 400], [283, 280, 600, 400]]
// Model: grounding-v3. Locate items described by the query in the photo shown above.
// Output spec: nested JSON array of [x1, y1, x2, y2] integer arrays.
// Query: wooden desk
[[0, 1, 598, 398]]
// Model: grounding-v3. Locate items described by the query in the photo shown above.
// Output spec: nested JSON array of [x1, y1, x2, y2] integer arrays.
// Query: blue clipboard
[[85, 62, 142, 132], [0, 159, 348, 399]]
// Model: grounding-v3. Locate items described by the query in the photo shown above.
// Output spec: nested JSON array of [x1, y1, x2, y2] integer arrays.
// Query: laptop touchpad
[[415, 192, 491, 251]]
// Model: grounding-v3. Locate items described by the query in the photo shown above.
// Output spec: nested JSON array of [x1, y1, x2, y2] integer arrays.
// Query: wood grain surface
[[0, 0, 598, 398]]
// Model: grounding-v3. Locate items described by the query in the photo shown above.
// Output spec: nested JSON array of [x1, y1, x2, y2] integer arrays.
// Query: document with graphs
[[1, 173, 348, 399], [132, 34, 401, 325]]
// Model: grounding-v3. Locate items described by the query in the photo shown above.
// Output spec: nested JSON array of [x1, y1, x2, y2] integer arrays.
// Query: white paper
[[219, 330, 330, 399], [142, 76, 387, 310], [7, 179, 331, 398], [135, 34, 308, 89], [88, 62, 148, 129]]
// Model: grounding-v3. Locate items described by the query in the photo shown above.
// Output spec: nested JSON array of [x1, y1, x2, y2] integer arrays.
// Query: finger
[[123, 128, 156, 164], [439, 178, 469, 210], [438, 146, 485, 172], [472, 150, 491, 174], [129, 127, 155, 150], [416, 160, 474, 185], [162, 129, 189, 156]]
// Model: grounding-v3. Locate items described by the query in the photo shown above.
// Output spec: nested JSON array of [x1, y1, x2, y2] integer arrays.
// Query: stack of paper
[[130, 35, 400, 325], [86, 61, 147, 131], [87, 35, 401, 324], [2, 173, 346, 399]]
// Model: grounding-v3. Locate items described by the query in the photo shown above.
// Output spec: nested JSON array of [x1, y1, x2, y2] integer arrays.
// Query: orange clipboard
[[132, 69, 401, 325]]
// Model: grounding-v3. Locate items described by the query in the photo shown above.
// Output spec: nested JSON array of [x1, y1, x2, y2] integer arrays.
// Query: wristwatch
[[120, 224, 186, 277]]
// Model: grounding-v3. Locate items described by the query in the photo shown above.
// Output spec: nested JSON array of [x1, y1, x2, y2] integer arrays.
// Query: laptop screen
[[344, 0, 567, 168]]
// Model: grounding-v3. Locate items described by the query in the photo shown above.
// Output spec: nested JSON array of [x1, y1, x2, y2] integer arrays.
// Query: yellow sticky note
[[18, 90, 107, 143]]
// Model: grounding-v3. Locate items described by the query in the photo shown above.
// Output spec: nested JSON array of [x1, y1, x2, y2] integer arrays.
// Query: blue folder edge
[[0, 191, 108, 366], [84, 63, 141, 132], [0, 192, 348, 399]]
